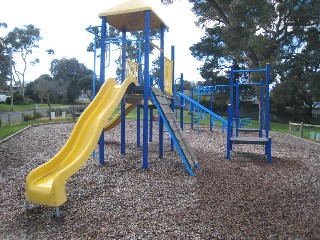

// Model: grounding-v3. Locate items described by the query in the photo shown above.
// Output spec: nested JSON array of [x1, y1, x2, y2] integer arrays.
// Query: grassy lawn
[[0, 118, 72, 141], [0, 103, 63, 111], [2, 104, 316, 143]]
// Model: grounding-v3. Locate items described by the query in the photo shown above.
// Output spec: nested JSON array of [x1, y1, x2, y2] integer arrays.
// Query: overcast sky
[[0, 0, 205, 83]]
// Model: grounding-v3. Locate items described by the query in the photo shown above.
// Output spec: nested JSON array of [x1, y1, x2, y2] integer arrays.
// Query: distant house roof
[[98, 0, 168, 31]]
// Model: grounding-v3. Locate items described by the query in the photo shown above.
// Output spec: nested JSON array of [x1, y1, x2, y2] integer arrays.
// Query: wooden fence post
[[288, 121, 291, 134], [300, 122, 304, 138]]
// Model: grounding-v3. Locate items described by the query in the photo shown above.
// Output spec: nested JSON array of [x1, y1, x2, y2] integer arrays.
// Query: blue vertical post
[[159, 25, 165, 158], [170, 45, 175, 151], [180, 73, 184, 131], [137, 42, 142, 148], [210, 91, 213, 131], [235, 81, 240, 137], [120, 29, 127, 155], [229, 66, 234, 137], [92, 34, 97, 98], [143, 10, 150, 169], [259, 80, 264, 137], [99, 17, 107, 165], [265, 63, 271, 138], [149, 108, 153, 142], [137, 106, 141, 147], [91, 31, 98, 160], [191, 88, 194, 130], [226, 104, 232, 159]]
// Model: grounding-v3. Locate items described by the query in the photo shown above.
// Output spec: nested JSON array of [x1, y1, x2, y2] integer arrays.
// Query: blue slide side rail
[[175, 91, 228, 126]]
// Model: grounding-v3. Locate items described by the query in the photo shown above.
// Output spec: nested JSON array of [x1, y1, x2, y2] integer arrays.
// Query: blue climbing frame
[[226, 64, 272, 164]]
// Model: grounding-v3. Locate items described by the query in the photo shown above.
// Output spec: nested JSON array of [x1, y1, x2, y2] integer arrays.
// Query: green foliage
[[10, 92, 24, 105], [22, 114, 34, 122], [189, 0, 320, 122], [50, 58, 92, 103], [3, 24, 42, 98]]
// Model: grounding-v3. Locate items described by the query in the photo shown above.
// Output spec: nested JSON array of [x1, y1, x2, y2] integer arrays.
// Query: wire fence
[[288, 121, 320, 142]]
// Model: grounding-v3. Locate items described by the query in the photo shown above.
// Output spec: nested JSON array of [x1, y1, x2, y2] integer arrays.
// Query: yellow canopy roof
[[98, 0, 168, 31]]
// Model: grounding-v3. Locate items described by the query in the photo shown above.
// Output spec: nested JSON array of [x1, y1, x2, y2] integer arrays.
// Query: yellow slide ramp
[[104, 103, 137, 131], [25, 76, 138, 207]]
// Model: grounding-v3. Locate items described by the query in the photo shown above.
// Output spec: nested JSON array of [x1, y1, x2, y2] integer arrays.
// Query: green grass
[[0, 103, 310, 143], [0, 118, 72, 141], [0, 103, 63, 111]]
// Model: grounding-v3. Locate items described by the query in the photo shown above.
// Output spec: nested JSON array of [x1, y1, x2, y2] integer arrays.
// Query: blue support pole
[[98, 17, 107, 165], [191, 88, 194, 130], [210, 91, 213, 132], [159, 25, 165, 158], [180, 73, 184, 131], [92, 34, 97, 98], [170, 45, 175, 151], [226, 104, 232, 159], [149, 109, 153, 142], [235, 81, 240, 137], [143, 10, 151, 170], [120, 28, 127, 155], [259, 80, 264, 137], [265, 63, 271, 138], [137, 105, 141, 147], [137, 42, 142, 148], [229, 66, 234, 137]]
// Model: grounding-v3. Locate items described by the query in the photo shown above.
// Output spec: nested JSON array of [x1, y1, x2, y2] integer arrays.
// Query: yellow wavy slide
[[25, 76, 138, 207], [104, 103, 137, 131]]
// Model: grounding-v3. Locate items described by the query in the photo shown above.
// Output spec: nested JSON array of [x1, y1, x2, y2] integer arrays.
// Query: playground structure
[[226, 64, 272, 164], [192, 84, 229, 133], [24, 0, 273, 217], [25, 0, 201, 216]]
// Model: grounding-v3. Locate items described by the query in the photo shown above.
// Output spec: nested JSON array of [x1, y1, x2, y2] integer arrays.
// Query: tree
[[78, 75, 100, 101], [169, 0, 320, 122], [3, 24, 42, 99], [0, 23, 10, 90], [50, 58, 92, 103]]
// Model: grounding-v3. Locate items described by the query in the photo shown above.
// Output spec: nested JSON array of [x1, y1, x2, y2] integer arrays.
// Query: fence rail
[[288, 121, 320, 141]]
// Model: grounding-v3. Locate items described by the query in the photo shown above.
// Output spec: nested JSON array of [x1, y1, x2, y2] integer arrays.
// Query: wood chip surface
[[0, 120, 319, 239]]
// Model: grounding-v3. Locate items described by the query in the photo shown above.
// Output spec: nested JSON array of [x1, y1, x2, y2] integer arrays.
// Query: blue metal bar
[[238, 82, 261, 85], [233, 69, 266, 73], [210, 91, 213, 131], [259, 79, 264, 137], [191, 88, 194, 130], [226, 104, 232, 159], [265, 64, 271, 138], [229, 66, 234, 137], [159, 25, 165, 159], [235, 82, 240, 137], [137, 105, 141, 147], [170, 45, 175, 151], [149, 109, 153, 142], [137, 42, 141, 148], [180, 73, 184, 131], [92, 34, 97, 98], [143, 10, 151, 170], [120, 28, 127, 155], [175, 92, 228, 125], [98, 16, 107, 165]]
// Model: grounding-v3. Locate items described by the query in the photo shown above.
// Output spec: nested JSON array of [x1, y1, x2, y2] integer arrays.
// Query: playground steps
[[230, 136, 268, 144], [238, 128, 260, 133], [150, 88, 199, 170]]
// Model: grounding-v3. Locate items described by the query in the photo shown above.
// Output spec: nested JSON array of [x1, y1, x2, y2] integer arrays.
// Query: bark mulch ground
[[0, 120, 319, 239]]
